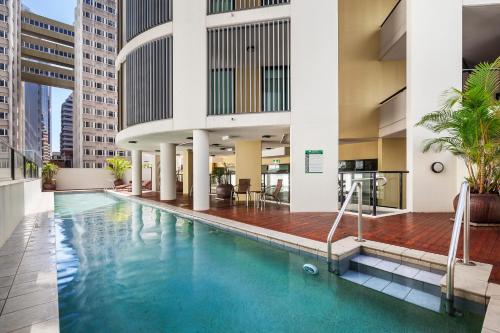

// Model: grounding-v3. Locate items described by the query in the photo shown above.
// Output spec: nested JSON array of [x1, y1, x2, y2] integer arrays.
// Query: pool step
[[340, 254, 444, 312]]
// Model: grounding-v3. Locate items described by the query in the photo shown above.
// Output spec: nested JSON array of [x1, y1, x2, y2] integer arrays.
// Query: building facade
[[23, 82, 50, 164], [0, 0, 22, 151], [115, 0, 499, 213], [60, 93, 73, 166], [74, 0, 124, 169]]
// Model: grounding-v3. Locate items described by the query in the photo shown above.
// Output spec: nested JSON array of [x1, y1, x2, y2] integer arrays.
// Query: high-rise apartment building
[[60, 93, 73, 166], [0, 0, 22, 150], [74, 0, 123, 169], [23, 82, 50, 164]]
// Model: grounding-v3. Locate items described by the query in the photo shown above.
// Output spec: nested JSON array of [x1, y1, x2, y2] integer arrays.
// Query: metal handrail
[[327, 181, 364, 272], [445, 181, 473, 314]]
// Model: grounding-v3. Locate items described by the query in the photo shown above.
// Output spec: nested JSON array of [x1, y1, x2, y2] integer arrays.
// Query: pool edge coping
[[107, 191, 497, 316]]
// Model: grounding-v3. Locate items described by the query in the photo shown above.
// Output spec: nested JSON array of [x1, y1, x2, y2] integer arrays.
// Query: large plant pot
[[453, 193, 500, 224], [216, 184, 233, 199], [176, 181, 183, 193], [114, 179, 124, 186], [43, 183, 56, 191]]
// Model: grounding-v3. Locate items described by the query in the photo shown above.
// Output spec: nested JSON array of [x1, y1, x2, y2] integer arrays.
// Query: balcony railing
[[207, 0, 290, 15], [339, 171, 408, 216], [207, 19, 290, 115], [0, 141, 40, 182], [379, 0, 406, 60]]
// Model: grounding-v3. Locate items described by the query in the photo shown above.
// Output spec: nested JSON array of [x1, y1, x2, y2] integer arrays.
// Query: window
[[0, 95, 8, 104], [211, 69, 234, 115], [0, 128, 8, 136], [107, 32, 115, 40], [107, 150, 115, 156], [95, 150, 104, 156], [107, 85, 116, 92], [95, 109, 104, 116], [83, 94, 92, 101], [0, 63, 7, 71], [106, 58, 114, 66], [83, 107, 93, 114], [95, 123, 104, 129], [84, 162, 93, 168], [0, 112, 7, 119], [107, 137, 115, 143], [107, 111, 115, 118], [84, 149, 92, 155], [107, 123, 115, 130], [118, 151, 126, 157], [0, 14, 8, 22], [95, 96, 104, 103], [95, 136, 104, 142], [0, 30, 7, 38], [85, 135, 93, 142], [84, 121, 92, 128], [209, 0, 234, 14], [106, 98, 115, 105], [83, 80, 91, 87], [262, 67, 290, 112], [95, 82, 104, 90], [107, 71, 115, 79], [95, 162, 104, 168], [0, 47, 7, 54], [0, 80, 6, 87]]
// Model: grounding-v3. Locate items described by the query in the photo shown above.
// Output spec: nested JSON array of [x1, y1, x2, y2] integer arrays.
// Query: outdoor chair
[[232, 178, 251, 205], [262, 179, 283, 207]]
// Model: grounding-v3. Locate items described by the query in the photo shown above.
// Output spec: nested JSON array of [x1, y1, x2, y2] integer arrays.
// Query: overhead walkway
[[20, 11, 74, 89]]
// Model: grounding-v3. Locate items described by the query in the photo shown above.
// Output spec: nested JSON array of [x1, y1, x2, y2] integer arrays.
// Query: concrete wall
[[55, 168, 114, 190], [339, 142, 379, 161], [406, 0, 462, 212], [0, 179, 53, 248]]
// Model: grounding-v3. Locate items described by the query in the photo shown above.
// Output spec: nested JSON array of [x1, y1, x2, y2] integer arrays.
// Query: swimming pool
[[55, 192, 483, 332]]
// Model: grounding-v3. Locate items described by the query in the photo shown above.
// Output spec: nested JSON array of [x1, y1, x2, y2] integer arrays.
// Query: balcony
[[379, 0, 406, 61], [379, 87, 406, 137], [207, 0, 290, 15], [207, 19, 290, 116]]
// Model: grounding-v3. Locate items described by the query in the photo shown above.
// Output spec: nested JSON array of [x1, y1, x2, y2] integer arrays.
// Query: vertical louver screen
[[125, 37, 173, 126], [125, 0, 172, 42], [207, 0, 290, 15], [207, 20, 290, 116]]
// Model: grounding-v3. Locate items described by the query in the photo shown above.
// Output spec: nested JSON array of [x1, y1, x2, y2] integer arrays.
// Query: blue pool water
[[55, 192, 483, 332]]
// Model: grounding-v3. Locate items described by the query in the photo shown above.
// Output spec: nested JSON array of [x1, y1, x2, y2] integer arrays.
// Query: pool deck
[[135, 191, 500, 285]]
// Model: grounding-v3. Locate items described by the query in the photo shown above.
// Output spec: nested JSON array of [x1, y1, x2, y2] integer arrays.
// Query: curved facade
[[116, 0, 339, 213], [124, 36, 173, 126], [124, 0, 172, 42]]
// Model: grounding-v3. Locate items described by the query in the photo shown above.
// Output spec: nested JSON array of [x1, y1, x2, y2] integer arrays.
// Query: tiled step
[[340, 254, 444, 312], [350, 254, 444, 296]]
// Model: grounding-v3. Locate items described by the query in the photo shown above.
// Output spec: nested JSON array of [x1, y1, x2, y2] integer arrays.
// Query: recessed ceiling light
[[212, 143, 220, 147], [186, 137, 193, 140], [155, 150, 160, 152], [128, 140, 137, 144], [262, 135, 272, 139], [227, 148, 234, 152], [222, 135, 231, 141], [220, 147, 226, 151], [266, 147, 272, 150]]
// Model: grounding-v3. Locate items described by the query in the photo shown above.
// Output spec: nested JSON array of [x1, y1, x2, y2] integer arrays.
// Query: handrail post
[[356, 182, 364, 242], [463, 185, 472, 265]]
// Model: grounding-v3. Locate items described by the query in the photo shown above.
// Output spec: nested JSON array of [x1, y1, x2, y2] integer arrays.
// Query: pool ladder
[[446, 181, 474, 315], [327, 181, 364, 273]]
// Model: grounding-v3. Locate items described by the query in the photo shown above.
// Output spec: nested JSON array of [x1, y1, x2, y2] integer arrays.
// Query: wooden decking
[[134, 191, 500, 283]]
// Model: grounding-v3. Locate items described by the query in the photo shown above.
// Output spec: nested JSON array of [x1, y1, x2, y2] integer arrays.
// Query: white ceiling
[[463, 5, 500, 67]]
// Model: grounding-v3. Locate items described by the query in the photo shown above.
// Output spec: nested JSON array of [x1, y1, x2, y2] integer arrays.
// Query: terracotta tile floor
[[127, 191, 500, 283]]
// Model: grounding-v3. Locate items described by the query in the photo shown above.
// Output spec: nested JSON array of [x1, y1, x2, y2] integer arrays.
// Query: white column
[[406, 0, 461, 212], [193, 129, 209, 211], [160, 143, 177, 201], [289, 0, 339, 212], [151, 153, 160, 192], [131, 150, 142, 196]]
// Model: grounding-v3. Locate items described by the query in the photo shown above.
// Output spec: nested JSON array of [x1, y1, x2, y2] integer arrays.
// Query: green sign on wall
[[305, 150, 324, 174]]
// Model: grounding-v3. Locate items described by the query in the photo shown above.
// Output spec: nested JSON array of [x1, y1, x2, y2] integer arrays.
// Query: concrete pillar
[[235, 140, 262, 192], [131, 150, 142, 196], [289, 0, 339, 212], [406, 0, 461, 212], [193, 129, 209, 211], [160, 143, 177, 201], [182, 149, 193, 195], [152, 153, 160, 192]]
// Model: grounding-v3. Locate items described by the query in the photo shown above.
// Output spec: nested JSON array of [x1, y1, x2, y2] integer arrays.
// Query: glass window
[[211, 69, 234, 115], [210, 0, 234, 13], [262, 67, 289, 112]]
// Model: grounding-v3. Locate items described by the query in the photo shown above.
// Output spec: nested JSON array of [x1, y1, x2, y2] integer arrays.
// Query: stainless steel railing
[[445, 181, 473, 314], [327, 181, 364, 272]]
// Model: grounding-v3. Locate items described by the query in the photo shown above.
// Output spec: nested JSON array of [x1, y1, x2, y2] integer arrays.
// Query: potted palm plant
[[42, 163, 59, 191], [417, 57, 500, 223], [214, 163, 233, 199], [106, 157, 131, 186]]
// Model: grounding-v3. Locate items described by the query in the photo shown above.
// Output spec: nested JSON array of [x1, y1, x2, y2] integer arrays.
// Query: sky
[[22, 0, 77, 152]]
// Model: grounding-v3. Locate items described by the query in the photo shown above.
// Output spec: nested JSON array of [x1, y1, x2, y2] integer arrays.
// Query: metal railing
[[0, 141, 40, 182], [445, 181, 473, 314], [339, 171, 408, 216], [327, 181, 364, 272]]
